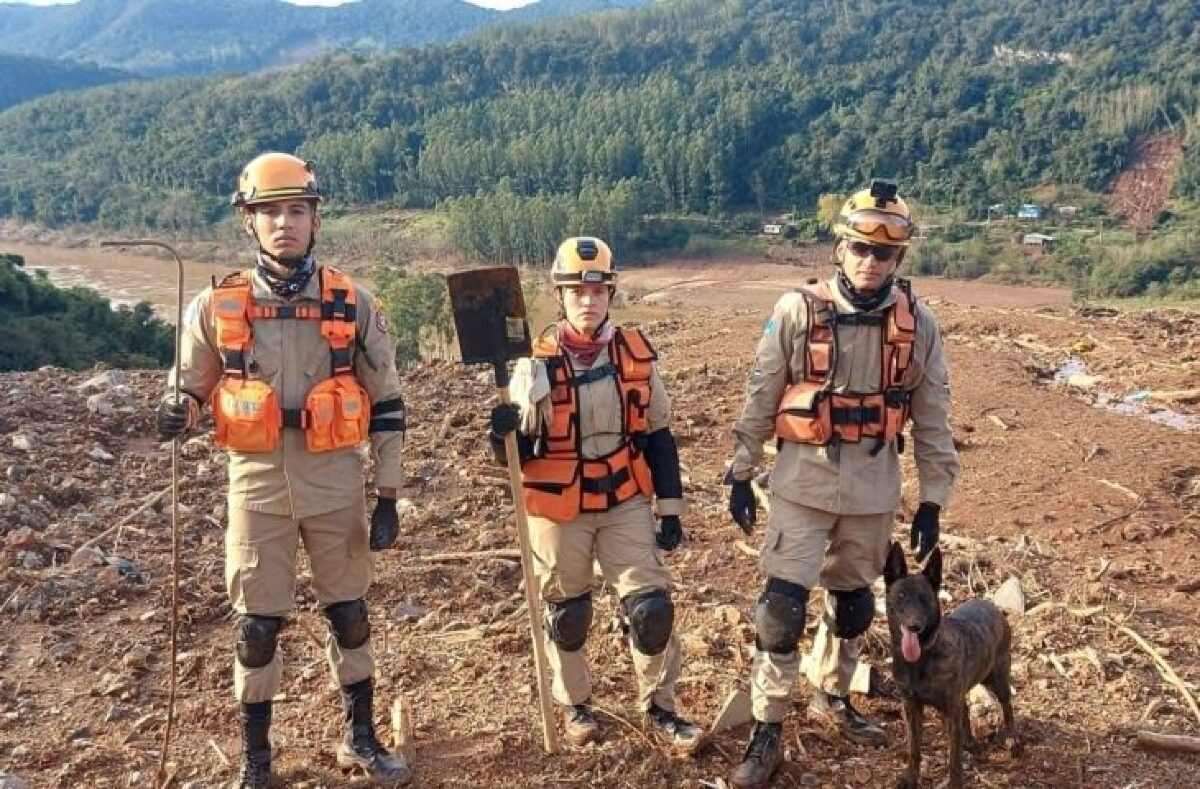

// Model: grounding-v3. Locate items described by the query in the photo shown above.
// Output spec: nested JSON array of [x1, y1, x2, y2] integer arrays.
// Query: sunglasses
[[846, 241, 901, 261]]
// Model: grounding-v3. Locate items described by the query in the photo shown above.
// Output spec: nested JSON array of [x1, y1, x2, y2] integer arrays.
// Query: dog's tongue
[[901, 630, 922, 663]]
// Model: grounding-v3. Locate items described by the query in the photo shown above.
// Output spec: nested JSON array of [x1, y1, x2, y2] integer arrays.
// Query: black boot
[[808, 689, 888, 746], [646, 703, 706, 754], [563, 702, 603, 746], [336, 679, 413, 785], [234, 701, 273, 789], [729, 721, 783, 788]]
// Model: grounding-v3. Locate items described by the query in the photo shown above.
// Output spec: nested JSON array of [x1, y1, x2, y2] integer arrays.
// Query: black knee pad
[[546, 593, 593, 652], [755, 577, 809, 654], [831, 586, 875, 638], [325, 598, 371, 650], [236, 615, 283, 668], [622, 588, 674, 656]]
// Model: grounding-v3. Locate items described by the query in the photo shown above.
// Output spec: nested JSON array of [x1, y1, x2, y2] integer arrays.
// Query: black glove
[[910, 502, 940, 562], [370, 497, 400, 551], [725, 469, 757, 535], [490, 402, 521, 439], [156, 398, 193, 440], [656, 515, 683, 551]]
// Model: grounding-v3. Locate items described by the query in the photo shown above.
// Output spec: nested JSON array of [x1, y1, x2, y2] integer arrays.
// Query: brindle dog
[[882, 543, 1020, 788]]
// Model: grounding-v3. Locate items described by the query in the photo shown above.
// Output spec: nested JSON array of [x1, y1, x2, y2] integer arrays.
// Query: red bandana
[[556, 319, 614, 367]]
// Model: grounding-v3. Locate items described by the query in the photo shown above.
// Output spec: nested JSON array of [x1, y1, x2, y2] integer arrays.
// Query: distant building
[[1017, 204, 1045, 220], [762, 223, 782, 235], [1057, 205, 1079, 217], [1022, 233, 1055, 247]]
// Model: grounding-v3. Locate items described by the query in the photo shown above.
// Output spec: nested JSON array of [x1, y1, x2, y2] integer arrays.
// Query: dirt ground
[[1104, 134, 1183, 232], [1, 261, 1198, 788]]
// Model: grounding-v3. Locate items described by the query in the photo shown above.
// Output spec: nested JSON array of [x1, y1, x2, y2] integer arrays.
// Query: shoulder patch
[[762, 316, 777, 336]]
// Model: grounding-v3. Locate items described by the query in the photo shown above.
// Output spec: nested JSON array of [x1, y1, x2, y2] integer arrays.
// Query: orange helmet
[[551, 237, 616, 286], [231, 152, 322, 208], [832, 179, 915, 247]]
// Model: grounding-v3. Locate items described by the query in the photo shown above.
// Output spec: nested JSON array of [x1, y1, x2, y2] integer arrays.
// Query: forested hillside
[[1, 0, 1196, 237], [0, 0, 645, 77], [0, 254, 173, 371], [0, 54, 131, 112]]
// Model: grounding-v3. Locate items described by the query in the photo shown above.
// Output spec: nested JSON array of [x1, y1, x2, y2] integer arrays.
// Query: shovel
[[446, 266, 559, 754]]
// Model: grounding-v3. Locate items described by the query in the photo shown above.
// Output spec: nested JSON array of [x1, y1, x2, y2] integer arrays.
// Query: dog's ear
[[883, 541, 907, 586], [922, 546, 943, 591]]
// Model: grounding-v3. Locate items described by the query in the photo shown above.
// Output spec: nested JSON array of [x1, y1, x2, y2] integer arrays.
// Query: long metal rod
[[101, 239, 185, 786]]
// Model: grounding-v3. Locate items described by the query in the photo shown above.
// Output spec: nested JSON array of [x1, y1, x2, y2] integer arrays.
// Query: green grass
[[1087, 296, 1200, 312]]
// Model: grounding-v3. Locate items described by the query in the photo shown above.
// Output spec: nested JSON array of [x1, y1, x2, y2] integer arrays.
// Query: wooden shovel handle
[[500, 388, 560, 754]]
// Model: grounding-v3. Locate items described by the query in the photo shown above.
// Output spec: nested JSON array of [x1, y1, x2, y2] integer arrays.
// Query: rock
[[0, 772, 31, 789], [391, 602, 428, 624], [122, 644, 152, 670], [104, 704, 127, 723], [68, 726, 92, 741], [86, 447, 116, 464], [0, 492, 15, 511], [991, 576, 1026, 617], [1064, 372, 1102, 391], [106, 556, 144, 583], [5, 527, 42, 550], [71, 546, 106, 568], [968, 685, 1003, 736], [49, 640, 79, 662], [10, 434, 34, 452], [5, 464, 28, 482], [86, 394, 115, 416], [76, 370, 126, 394]]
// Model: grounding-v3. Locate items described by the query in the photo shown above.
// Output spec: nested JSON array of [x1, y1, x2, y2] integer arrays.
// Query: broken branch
[[1135, 730, 1200, 754], [1105, 617, 1200, 726]]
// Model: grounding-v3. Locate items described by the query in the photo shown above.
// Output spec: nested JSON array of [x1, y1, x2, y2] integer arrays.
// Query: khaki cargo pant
[[528, 496, 681, 712], [226, 500, 373, 703], [750, 495, 892, 722]]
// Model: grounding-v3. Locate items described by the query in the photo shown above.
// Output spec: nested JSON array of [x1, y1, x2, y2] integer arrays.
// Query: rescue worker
[[724, 180, 959, 787], [154, 153, 411, 788], [488, 237, 704, 752]]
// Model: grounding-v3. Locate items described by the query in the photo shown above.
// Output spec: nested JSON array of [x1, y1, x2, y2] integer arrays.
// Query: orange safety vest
[[775, 280, 917, 448], [210, 266, 370, 454], [520, 327, 657, 522]]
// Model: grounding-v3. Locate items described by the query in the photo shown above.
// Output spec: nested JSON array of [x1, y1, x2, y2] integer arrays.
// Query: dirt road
[[1, 262, 1197, 787]]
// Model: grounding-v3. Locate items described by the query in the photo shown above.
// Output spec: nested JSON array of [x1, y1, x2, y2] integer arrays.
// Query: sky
[[0, 1, 541, 9]]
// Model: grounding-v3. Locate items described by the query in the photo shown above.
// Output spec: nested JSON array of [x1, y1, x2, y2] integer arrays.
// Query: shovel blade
[[446, 266, 532, 366]]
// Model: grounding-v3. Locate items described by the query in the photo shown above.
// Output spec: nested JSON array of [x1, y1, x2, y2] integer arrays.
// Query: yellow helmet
[[231, 152, 322, 208], [551, 237, 616, 286], [832, 178, 915, 246]]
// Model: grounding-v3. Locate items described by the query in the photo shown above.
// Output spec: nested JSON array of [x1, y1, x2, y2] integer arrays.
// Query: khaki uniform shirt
[[730, 277, 958, 515], [509, 329, 684, 517], [166, 265, 404, 518]]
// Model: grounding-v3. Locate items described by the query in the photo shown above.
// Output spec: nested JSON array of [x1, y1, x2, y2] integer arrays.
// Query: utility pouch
[[304, 376, 369, 453], [522, 458, 582, 522], [214, 379, 281, 453], [775, 381, 834, 445]]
